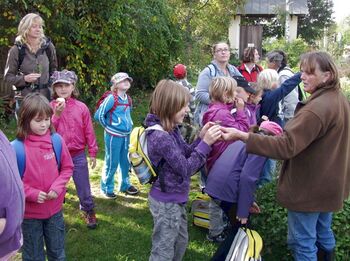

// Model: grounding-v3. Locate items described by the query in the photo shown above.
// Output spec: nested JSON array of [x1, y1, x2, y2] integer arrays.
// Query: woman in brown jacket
[[4, 13, 57, 105], [221, 51, 350, 261]]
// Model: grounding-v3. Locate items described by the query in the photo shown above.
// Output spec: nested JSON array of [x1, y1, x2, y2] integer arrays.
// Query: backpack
[[225, 227, 263, 261], [190, 193, 211, 229], [207, 63, 240, 78], [128, 124, 166, 190], [95, 91, 132, 124], [11, 133, 62, 178]]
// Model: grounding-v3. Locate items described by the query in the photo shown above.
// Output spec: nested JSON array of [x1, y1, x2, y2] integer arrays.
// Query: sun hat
[[232, 76, 256, 94], [51, 70, 77, 85], [259, 121, 283, 136], [173, 64, 187, 79], [111, 72, 133, 84]]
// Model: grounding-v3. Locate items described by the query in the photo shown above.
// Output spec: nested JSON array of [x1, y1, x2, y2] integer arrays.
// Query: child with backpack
[[94, 72, 139, 199], [207, 121, 283, 261], [145, 79, 222, 260], [50, 70, 99, 229], [13, 93, 73, 261]]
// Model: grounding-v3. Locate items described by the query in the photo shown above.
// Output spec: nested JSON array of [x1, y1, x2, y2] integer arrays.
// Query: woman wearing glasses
[[194, 42, 242, 127]]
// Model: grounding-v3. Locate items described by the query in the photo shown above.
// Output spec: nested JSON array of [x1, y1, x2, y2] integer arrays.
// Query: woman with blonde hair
[[4, 13, 57, 105]]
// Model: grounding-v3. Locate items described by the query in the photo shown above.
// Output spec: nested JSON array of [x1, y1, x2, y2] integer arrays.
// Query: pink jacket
[[202, 102, 250, 171], [23, 132, 73, 219], [51, 98, 98, 157]]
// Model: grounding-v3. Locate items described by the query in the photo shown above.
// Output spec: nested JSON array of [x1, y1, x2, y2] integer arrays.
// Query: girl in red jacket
[[15, 93, 73, 261]]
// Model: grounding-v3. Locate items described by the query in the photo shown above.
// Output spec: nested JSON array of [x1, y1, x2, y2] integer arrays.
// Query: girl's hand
[[237, 216, 248, 225], [203, 124, 222, 146], [47, 190, 58, 200], [90, 157, 96, 169], [37, 191, 48, 203], [235, 97, 245, 110], [199, 121, 216, 139], [54, 99, 66, 117], [24, 73, 41, 83], [249, 202, 261, 214]]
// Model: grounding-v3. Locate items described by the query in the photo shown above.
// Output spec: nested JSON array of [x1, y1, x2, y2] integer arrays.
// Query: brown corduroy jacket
[[246, 84, 350, 212]]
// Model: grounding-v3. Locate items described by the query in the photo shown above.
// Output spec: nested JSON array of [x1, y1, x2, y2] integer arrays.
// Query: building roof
[[236, 0, 308, 16]]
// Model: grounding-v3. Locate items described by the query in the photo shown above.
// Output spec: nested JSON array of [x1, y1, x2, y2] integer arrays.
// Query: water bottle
[[129, 152, 152, 184]]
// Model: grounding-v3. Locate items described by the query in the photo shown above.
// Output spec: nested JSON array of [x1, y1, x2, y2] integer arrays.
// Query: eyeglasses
[[215, 48, 230, 53]]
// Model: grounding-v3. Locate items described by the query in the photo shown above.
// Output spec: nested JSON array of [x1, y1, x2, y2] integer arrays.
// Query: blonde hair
[[52, 83, 79, 99], [149, 79, 190, 132], [209, 77, 237, 103], [15, 13, 46, 52], [257, 69, 279, 90], [16, 93, 54, 139]]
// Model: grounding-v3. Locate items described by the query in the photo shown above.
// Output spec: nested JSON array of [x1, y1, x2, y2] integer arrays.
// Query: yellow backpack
[[128, 124, 164, 185]]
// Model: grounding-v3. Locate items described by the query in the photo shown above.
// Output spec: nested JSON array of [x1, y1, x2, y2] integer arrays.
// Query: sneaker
[[83, 211, 97, 229], [125, 185, 139, 195], [102, 192, 117, 199], [206, 232, 227, 243]]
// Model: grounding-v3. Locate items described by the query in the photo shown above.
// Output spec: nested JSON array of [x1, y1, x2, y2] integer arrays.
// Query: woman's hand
[[221, 127, 249, 142], [24, 73, 41, 83], [202, 124, 222, 146]]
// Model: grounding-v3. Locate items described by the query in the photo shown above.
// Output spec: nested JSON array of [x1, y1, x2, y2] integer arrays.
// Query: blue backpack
[[11, 133, 62, 178]]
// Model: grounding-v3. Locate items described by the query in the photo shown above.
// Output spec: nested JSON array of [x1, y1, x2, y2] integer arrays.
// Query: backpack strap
[[51, 133, 62, 171], [11, 133, 62, 179], [207, 63, 217, 78], [11, 139, 25, 178], [16, 44, 26, 73]]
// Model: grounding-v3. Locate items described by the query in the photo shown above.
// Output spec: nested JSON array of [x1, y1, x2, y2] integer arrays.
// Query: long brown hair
[[16, 93, 54, 139], [149, 79, 190, 132], [300, 51, 340, 89]]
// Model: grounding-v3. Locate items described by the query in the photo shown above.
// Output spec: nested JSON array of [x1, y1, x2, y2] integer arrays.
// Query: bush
[[251, 181, 350, 260]]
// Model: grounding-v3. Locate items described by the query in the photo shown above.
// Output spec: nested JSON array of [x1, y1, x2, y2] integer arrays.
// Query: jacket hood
[[144, 113, 162, 127], [15, 37, 51, 49]]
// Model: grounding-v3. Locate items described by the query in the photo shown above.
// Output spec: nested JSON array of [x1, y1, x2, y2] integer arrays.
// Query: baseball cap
[[173, 64, 187, 79], [111, 72, 133, 85], [51, 70, 77, 85], [232, 76, 256, 94]]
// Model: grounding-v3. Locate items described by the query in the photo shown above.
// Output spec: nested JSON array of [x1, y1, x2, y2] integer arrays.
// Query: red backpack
[[95, 91, 132, 124]]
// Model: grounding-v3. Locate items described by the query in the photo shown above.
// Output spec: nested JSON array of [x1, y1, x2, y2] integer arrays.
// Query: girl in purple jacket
[[145, 79, 221, 261]]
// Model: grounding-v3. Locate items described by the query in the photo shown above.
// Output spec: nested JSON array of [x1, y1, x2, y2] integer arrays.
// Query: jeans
[[287, 210, 335, 261], [22, 211, 65, 261], [257, 158, 276, 187]]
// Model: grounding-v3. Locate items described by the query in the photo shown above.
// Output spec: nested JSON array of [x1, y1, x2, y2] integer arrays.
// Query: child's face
[[115, 79, 131, 92], [173, 104, 190, 125], [54, 83, 74, 99], [30, 114, 50, 136], [236, 87, 250, 103], [249, 91, 263, 105]]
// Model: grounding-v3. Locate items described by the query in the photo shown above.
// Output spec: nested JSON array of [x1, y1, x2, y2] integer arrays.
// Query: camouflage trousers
[[148, 195, 188, 261]]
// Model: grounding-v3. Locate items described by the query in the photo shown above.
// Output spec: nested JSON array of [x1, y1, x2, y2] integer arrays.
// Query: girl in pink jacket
[[50, 70, 98, 229], [15, 93, 73, 261]]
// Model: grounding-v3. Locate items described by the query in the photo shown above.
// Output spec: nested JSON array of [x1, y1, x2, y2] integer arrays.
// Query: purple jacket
[[205, 141, 266, 218], [145, 114, 211, 203], [202, 102, 249, 171], [0, 131, 25, 258], [245, 103, 260, 126]]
